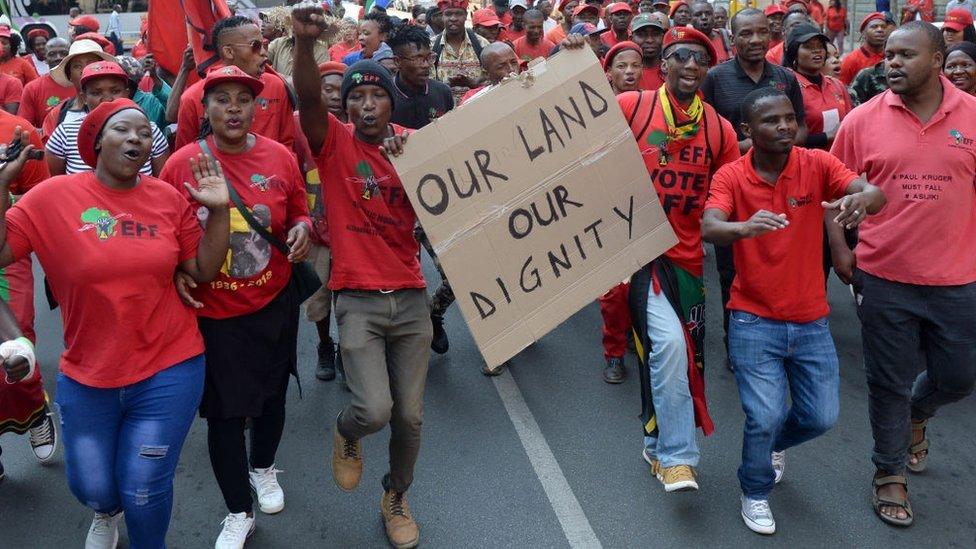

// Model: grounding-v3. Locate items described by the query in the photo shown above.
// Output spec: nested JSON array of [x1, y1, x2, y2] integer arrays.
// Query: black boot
[[316, 340, 336, 381], [430, 314, 449, 354], [603, 357, 626, 384]]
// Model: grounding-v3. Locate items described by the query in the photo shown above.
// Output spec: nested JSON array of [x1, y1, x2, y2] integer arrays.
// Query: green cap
[[631, 12, 669, 32]]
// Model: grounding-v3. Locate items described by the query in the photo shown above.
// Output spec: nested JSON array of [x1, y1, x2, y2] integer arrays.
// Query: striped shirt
[[46, 115, 168, 175]]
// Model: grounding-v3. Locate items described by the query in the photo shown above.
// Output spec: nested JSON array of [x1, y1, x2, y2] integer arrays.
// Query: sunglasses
[[226, 39, 265, 54], [666, 47, 711, 66]]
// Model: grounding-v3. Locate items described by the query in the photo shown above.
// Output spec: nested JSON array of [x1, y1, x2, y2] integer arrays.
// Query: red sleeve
[[284, 152, 312, 230], [9, 129, 49, 195], [4, 199, 36, 260], [41, 104, 59, 142], [19, 59, 37, 85], [176, 193, 203, 263], [18, 81, 37, 126], [318, 112, 344, 160], [175, 86, 203, 149], [1, 77, 22, 105], [704, 164, 737, 216], [818, 149, 859, 200], [277, 90, 296, 151]]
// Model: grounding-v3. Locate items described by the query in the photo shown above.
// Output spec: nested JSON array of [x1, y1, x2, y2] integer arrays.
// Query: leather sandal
[[907, 419, 929, 473], [872, 473, 914, 527]]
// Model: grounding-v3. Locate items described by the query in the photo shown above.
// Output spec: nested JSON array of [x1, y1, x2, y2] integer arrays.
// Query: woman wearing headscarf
[[159, 66, 311, 549], [0, 98, 230, 548], [944, 42, 976, 96]]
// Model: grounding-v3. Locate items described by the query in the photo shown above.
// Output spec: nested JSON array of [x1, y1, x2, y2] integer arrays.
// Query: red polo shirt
[[706, 147, 857, 322], [513, 36, 556, 61], [795, 72, 852, 140], [839, 46, 883, 85], [831, 77, 976, 286]]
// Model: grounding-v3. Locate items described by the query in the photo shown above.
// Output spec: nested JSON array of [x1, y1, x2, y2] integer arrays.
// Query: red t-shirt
[[5, 173, 205, 388], [795, 72, 852, 140], [315, 113, 425, 290], [545, 26, 568, 45], [618, 90, 740, 276], [176, 67, 295, 150], [19, 74, 75, 128], [839, 46, 883, 85], [502, 28, 527, 43], [826, 6, 847, 32], [602, 31, 629, 47], [330, 41, 361, 62], [808, 0, 826, 25], [831, 78, 976, 286], [0, 73, 22, 107], [0, 110, 48, 194], [292, 112, 329, 247], [710, 32, 731, 64], [706, 147, 856, 322], [0, 56, 38, 85], [513, 36, 556, 62], [640, 65, 665, 92], [159, 134, 311, 319], [765, 41, 785, 65]]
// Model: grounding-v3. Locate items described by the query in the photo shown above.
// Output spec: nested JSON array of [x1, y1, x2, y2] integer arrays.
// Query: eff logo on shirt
[[949, 129, 974, 148], [78, 207, 158, 241]]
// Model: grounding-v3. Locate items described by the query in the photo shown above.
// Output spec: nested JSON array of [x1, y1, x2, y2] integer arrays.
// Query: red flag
[[147, 0, 232, 78]]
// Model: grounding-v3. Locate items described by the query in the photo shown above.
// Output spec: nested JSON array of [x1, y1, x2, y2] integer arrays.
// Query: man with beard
[[619, 25, 738, 491], [831, 21, 976, 528], [514, 10, 556, 61], [701, 7, 807, 369], [432, 0, 491, 105], [691, 0, 733, 63], [631, 12, 668, 90], [176, 16, 296, 149], [839, 12, 890, 84]]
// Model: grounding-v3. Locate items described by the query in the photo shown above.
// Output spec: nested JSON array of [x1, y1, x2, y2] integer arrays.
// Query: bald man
[[460, 42, 521, 104]]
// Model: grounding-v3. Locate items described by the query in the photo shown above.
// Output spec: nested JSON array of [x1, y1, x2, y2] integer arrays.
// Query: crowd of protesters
[[0, 0, 973, 548]]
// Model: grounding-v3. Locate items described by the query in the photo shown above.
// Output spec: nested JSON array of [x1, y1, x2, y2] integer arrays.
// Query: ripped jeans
[[56, 355, 204, 549]]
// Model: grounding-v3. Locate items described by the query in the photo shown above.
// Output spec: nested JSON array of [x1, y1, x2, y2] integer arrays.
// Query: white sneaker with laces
[[215, 512, 255, 549], [28, 406, 57, 462], [740, 495, 776, 535], [248, 465, 284, 514], [85, 511, 123, 549], [771, 451, 785, 484]]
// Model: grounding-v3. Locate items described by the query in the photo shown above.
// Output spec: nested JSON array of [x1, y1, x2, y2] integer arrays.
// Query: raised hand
[[186, 153, 230, 210], [291, 2, 329, 41]]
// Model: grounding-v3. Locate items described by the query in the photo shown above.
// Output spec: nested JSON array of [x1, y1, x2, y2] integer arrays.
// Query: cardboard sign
[[391, 47, 678, 369]]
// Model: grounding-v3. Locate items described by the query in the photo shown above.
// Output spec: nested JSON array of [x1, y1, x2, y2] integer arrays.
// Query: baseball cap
[[572, 3, 601, 17], [606, 2, 633, 15], [631, 12, 668, 32], [511, 0, 529, 9], [79, 60, 129, 89], [473, 8, 506, 27], [944, 8, 974, 32], [203, 65, 265, 96], [764, 4, 787, 17], [70, 14, 101, 32]]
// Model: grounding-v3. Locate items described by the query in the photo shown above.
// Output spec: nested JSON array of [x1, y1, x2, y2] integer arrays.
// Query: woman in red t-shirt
[[0, 99, 230, 547], [161, 66, 311, 547], [784, 24, 852, 150], [0, 27, 38, 85]]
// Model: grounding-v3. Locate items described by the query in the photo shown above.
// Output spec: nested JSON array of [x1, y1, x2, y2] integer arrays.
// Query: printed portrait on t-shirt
[[197, 204, 273, 278]]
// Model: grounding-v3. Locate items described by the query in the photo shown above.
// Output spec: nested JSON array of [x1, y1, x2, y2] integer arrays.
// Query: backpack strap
[[701, 105, 725, 180], [432, 33, 444, 73], [628, 90, 659, 144], [467, 29, 484, 60]]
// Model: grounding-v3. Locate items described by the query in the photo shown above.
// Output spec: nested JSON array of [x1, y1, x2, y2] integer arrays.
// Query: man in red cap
[[572, 3, 601, 26], [513, 9, 556, 61], [472, 8, 506, 43], [764, 3, 787, 50], [619, 25, 738, 493], [175, 16, 296, 150], [603, 3, 634, 47], [545, 0, 581, 44], [691, 0, 733, 63], [67, 14, 100, 41], [839, 12, 890, 84]]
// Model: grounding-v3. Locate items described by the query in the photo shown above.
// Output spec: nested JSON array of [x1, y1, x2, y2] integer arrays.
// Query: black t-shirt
[[701, 58, 807, 141], [390, 75, 455, 130]]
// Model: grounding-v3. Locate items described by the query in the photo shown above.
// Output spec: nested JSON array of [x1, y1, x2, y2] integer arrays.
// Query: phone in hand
[[2, 137, 42, 162]]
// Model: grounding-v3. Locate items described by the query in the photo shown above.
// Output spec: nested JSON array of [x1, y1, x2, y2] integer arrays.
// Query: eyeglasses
[[225, 39, 264, 54], [666, 47, 711, 66]]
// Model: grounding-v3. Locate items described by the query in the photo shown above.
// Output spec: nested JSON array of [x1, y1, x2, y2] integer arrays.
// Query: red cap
[[662, 25, 719, 66], [80, 61, 129, 89], [437, 0, 469, 11], [785, 0, 807, 8], [70, 15, 101, 32], [764, 4, 787, 16], [203, 65, 265, 96], [0, 26, 11, 39], [472, 8, 505, 27], [607, 2, 633, 15], [318, 61, 348, 77], [602, 40, 641, 71], [859, 11, 885, 32], [669, 0, 689, 17], [26, 28, 49, 41], [75, 32, 115, 54], [77, 99, 143, 169], [944, 8, 974, 32], [573, 4, 601, 17]]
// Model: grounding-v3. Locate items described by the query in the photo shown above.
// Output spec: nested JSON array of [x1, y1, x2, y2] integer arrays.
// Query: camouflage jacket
[[849, 61, 887, 106]]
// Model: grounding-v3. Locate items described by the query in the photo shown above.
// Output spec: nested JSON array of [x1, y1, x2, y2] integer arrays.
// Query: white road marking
[[492, 370, 603, 549]]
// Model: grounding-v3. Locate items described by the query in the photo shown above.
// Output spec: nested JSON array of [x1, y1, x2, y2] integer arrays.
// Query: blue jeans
[[55, 355, 204, 549], [729, 312, 839, 499], [642, 289, 699, 467]]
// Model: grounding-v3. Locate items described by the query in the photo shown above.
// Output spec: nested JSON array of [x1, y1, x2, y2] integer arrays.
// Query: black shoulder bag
[[197, 139, 322, 303]]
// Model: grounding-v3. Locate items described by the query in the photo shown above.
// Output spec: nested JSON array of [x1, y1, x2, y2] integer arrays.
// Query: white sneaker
[[249, 465, 284, 514], [29, 406, 58, 462], [740, 495, 776, 535], [771, 451, 785, 484], [215, 512, 255, 549], [85, 511, 123, 549]]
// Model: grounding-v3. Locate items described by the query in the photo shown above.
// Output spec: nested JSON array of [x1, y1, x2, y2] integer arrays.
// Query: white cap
[[511, 0, 529, 9]]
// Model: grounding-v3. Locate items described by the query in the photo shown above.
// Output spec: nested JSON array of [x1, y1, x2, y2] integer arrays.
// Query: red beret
[[602, 40, 641, 72], [859, 12, 885, 32], [203, 65, 265, 96], [662, 25, 719, 66], [318, 61, 348, 77], [669, 0, 689, 17], [437, 0, 469, 11], [26, 28, 49, 41], [77, 99, 144, 169], [70, 15, 101, 32], [80, 61, 129, 89]]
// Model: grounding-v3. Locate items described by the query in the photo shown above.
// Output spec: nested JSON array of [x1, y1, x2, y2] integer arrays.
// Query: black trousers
[[853, 269, 976, 475], [714, 244, 735, 355]]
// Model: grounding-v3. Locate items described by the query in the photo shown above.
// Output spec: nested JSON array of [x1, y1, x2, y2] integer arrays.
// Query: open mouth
[[122, 148, 142, 161]]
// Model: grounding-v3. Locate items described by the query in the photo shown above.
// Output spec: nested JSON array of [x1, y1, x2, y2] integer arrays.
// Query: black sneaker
[[430, 314, 449, 354], [603, 357, 626, 384], [316, 341, 336, 381], [335, 346, 350, 392]]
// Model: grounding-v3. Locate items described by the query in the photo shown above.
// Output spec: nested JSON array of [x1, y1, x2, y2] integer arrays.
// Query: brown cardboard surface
[[391, 46, 678, 369]]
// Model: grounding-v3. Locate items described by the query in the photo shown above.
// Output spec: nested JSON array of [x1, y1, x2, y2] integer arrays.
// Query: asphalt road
[[1, 249, 975, 549]]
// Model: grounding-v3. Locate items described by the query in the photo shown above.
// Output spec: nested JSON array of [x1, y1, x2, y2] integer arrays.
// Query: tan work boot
[[381, 489, 420, 549], [332, 420, 363, 492]]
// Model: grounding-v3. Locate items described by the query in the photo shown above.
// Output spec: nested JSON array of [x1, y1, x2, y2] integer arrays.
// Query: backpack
[[431, 29, 485, 74]]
